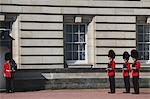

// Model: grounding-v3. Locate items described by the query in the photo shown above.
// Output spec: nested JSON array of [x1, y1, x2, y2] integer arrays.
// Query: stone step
[[41, 72, 150, 80], [12, 68, 150, 91], [13, 77, 150, 91]]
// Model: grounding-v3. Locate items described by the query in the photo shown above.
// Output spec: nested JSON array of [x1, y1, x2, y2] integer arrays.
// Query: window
[[137, 24, 150, 63], [65, 24, 87, 64]]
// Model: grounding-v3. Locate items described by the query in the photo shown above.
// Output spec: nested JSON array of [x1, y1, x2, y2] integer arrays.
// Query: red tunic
[[4, 63, 11, 78], [132, 60, 140, 77], [122, 62, 130, 77], [107, 60, 115, 76]]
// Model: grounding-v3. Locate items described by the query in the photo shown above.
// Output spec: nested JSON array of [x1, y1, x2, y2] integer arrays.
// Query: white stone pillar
[[11, 15, 21, 69]]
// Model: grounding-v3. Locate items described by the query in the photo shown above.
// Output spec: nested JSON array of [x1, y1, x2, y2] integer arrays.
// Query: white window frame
[[65, 23, 88, 64], [137, 24, 150, 64]]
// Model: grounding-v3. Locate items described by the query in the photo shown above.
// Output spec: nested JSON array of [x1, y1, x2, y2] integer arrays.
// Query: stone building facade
[[0, 0, 149, 91]]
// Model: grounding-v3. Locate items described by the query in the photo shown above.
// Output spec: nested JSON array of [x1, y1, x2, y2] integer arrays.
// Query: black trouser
[[5, 76, 14, 93], [11, 73, 14, 91], [124, 76, 130, 92], [132, 76, 139, 93], [109, 76, 115, 93]]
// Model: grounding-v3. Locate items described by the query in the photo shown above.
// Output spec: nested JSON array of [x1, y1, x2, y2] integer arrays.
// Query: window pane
[[138, 25, 143, 33], [144, 52, 149, 60], [73, 44, 78, 51], [79, 44, 85, 51], [144, 25, 150, 33], [139, 51, 144, 60], [80, 52, 85, 60], [138, 34, 143, 42], [144, 44, 150, 51], [80, 25, 85, 33], [73, 52, 78, 60], [80, 34, 85, 42], [144, 34, 150, 42], [66, 52, 72, 60], [73, 34, 78, 42], [138, 44, 143, 51], [66, 34, 72, 42], [66, 44, 72, 51], [66, 25, 72, 33], [73, 25, 78, 33]]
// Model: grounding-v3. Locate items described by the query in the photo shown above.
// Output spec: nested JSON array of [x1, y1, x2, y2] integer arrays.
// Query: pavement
[[0, 88, 150, 99]]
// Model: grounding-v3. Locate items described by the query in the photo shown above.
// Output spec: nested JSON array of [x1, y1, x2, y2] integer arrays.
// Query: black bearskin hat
[[123, 51, 130, 60], [5, 52, 12, 61], [131, 49, 139, 59], [108, 50, 116, 59]]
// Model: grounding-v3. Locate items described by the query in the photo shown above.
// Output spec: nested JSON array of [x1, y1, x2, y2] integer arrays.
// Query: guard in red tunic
[[4, 52, 15, 93], [4, 60, 12, 93], [131, 49, 140, 94], [106, 50, 116, 94], [122, 51, 130, 93]]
